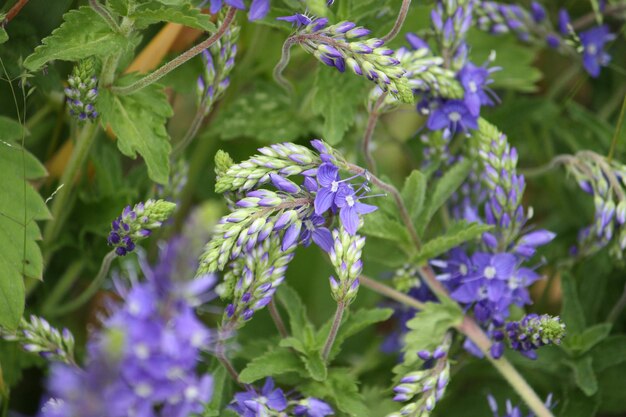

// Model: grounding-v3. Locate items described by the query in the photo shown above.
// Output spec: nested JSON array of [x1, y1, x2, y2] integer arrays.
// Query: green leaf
[[417, 159, 472, 235], [301, 369, 369, 417], [203, 364, 229, 416], [590, 335, 626, 372], [98, 80, 173, 184], [564, 323, 612, 356], [0, 118, 50, 330], [560, 272, 586, 335], [560, 388, 599, 417], [210, 82, 309, 143], [23, 6, 128, 71], [401, 299, 463, 369], [312, 66, 366, 145], [565, 356, 598, 396], [359, 210, 411, 249], [276, 285, 316, 348], [238, 347, 304, 383], [318, 308, 394, 360], [0, 340, 44, 387], [302, 351, 327, 382], [107, 0, 130, 16], [130, 1, 217, 31], [278, 337, 307, 355], [0, 27, 8, 45], [413, 221, 492, 263], [401, 169, 427, 226]]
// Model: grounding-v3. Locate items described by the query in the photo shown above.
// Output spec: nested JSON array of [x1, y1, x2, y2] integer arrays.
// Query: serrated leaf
[[130, 1, 217, 31], [401, 169, 427, 226], [401, 299, 463, 369], [360, 210, 411, 249], [98, 79, 173, 184], [560, 388, 599, 417], [0, 118, 50, 330], [590, 335, 626, 372], [413, 221, 493, 263], [23, 7, 128, 71], [312, 66, 366, 145], [301, 369, 369, 417], [417, 159, 472, 235], [565, 356, 598, 396], [302, 352, 327, 381], [107, 0, 130, 16], [210, 82, 309, 143], [276, 285, 317, 347], [279, 337, 307, 354], [239, 347, 304, 383]]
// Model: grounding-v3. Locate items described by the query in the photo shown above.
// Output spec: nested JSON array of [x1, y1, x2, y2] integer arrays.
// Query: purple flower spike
[[270, 173, 300, 193]]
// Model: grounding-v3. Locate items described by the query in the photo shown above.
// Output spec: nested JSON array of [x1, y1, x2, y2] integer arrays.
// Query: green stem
[[111, 7, 237, 96], [608, 93, 626, 162], [89, 0, 120, 32], [40, 121, 99, 255], [268, 300, 289, 338], [40, 260, 85, 315], [362, 92, 387, 174], [359, 275, 425, 310], [322, 301, 346, 361], [48, 251, 116, 317], [607, 281, 626, 323]]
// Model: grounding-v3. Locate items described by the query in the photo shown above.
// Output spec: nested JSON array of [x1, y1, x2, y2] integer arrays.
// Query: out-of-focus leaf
[[23, 7, 129, 71], [560, 388, 599, 417], [564, 323, 612, 356], [238, 347, 304, 383], [413, 221, 493, 263], [301, 369, 370, 417], [561, 272, 586, 335], [130, 1, 217, 31], [590, 335, 626, 372], [98, 79, 173, 184], [401, 169, 427, 226], [565, 356, 598, 396]]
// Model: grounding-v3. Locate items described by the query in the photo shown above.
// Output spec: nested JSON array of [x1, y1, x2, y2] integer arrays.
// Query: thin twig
[[3, 0, 29, 24], [362, 92, 387, 174], [322, 301, 346, 361], [607, 281, 626, 322], [111, 7, 237, 95], [572, 2, 626, 30], [268, 300, 289, 338], [89, 0, 120, 32], [273, 36, 298, 95], [48, 251, 117, 316], [217, 352, 243, 385], [519, 154, 576, 178], [381, 0, 412, 43], [359, 275, 425, 310]]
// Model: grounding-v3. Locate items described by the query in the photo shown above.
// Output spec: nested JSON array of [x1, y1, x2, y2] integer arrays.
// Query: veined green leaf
[[130, 1, 217, 31], [238, 347, 305, 383], [98, 79, 173, 184], [23, 7, 128, 71], [413, 221, 493, 263]]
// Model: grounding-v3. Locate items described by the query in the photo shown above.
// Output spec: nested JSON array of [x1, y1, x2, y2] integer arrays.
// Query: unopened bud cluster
[[1, 315, 75, 365], [389, 339, 451, 417], [107, 199, 177, 256], [490, 314, 565, 360], [328, 227, 365, 304], [65, 58, 99, 122]]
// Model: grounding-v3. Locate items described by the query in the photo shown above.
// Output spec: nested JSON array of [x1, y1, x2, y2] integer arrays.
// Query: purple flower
[[514, 230, 556, 257], [449, 253, 516, 304], [579, 25, 614, 78], [314, 162, 341, 214], [427, 100, 478, 137], [300, 214, 334, 252], [530, 2, 546, 23], [334, 184, 378, 235], [457, 62, 498, 116], [557, 9, 570, 35], [406, 32, 429, 50], [293, 398, 335, 417], [277, 13, 313, 27], [230, 378, 287, 416], [209, 0, 269, 21]]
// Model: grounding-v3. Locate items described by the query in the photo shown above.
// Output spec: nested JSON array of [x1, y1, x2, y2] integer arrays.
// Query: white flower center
[[191, 330, 205, 347], [331, 181, 339, 192], [305, 220, 315, 231], [468, 81, 478, 93], [346, 195, 355, 207], [167, 366, 185, 380], [185, 386, 199, 400], [587, 44, 597, 55], [508, 276, 521, 290], [134, 343, 150, 360], [448, 111, 461, 122], [459, 264, 468, 276], [478, 286, 488, 299], [135, 383, 153, 398], [484, 266, 496, 279]]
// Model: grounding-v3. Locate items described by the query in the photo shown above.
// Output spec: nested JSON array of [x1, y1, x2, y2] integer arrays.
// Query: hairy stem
[[111, 7, 237, 96], [268, 300, 289, 338], [217, 351, 243, 386], [89, 0, 120, 32], [362, 92, 387, 174], [3, 0, 29, 24], [359, 275, 425, 310], [519, 154, 576, 178], [322, 301, 346, 361], [273, 37, 298, 95], [458, 317, 553, 417], [48, 250, 116, 316], [381, 0, 412, 43]]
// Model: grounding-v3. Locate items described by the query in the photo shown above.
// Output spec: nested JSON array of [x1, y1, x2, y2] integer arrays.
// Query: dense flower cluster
[[107, 199, 177, 256], [566, 151, 626, 258], [200, 140, 377, 324], [229, 378, 334, 416], [490, 314, 565, 359], [39, 239, 216, 417], [279, 14, 413, 102], [65, 58, 98, 122]]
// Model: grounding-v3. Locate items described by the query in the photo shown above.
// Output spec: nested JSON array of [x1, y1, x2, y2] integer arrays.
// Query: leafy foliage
[[130, 1, 217, 31]]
